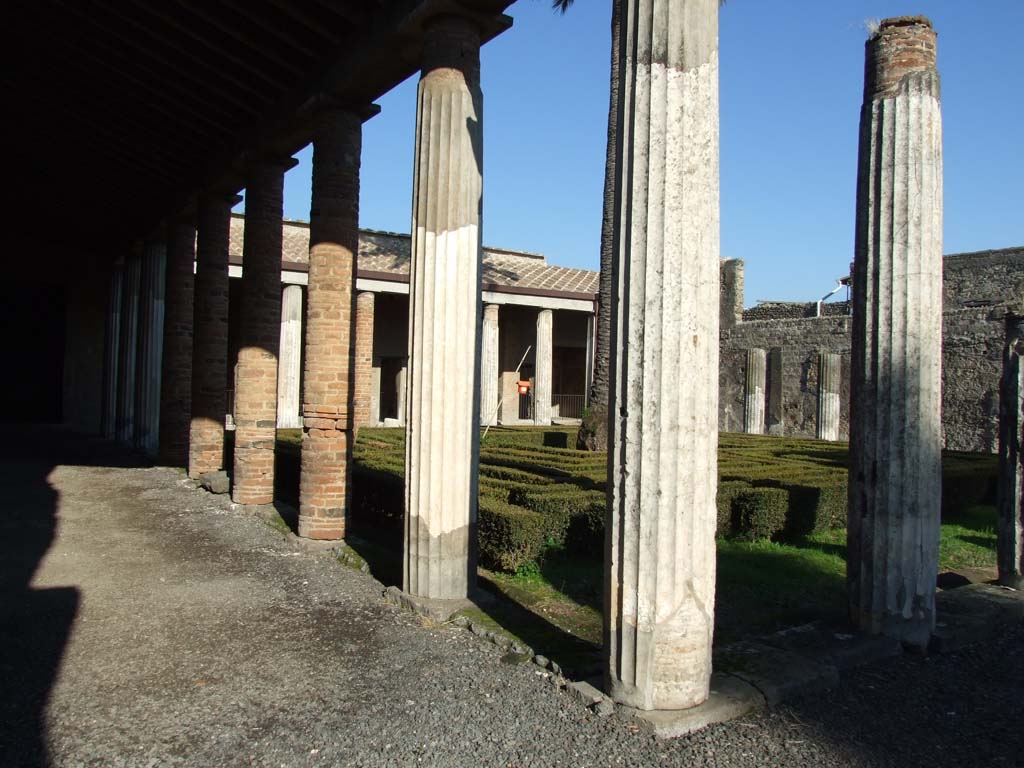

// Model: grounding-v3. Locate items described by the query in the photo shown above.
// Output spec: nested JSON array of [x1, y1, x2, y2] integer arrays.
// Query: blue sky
[[262, 0, 1023, 307]]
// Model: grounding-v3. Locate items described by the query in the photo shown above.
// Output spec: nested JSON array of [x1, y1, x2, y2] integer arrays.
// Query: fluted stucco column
[[299, 108, 361, 540], [158, 221, 196, 465], [233, 159, 290, 506], [743, 348, 766, 435], [534, 309, 553, 425], [189, 194, 233, 478], [997, 314, 1024, 588], [848, 16, 943, 649], [816, 352, 841, 441], [605, 0, 720, 711], [116, 253, 141, 444], [353, 291, 376, 429], [103, 265, 124, 439], [276, 284, 303, 429], [404, 16, 483, 600], [481, 304, 499, 426]]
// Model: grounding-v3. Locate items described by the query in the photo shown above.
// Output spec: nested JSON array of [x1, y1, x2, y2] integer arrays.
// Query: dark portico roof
[[228, 214, 599, 299]]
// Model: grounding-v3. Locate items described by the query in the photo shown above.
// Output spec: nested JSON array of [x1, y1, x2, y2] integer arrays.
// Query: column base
[[383, 585, 477, 623], [621, 673, 764, 738], [297, 516, 345, 541]]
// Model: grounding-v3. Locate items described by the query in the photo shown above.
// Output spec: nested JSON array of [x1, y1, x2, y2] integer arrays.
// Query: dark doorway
[[0, 283, 66, 422]]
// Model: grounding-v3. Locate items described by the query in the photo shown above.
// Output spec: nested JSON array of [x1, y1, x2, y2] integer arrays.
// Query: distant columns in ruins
[[743, 348, 766, 435], [816, 352, 841, 441], [299, 107, 362, 540], [997, 313, 1024, 588], [353, 291, 376, 430], [404, 15, 483, 600], [534, 309, 553, 426], [189, 194, 234, 479], [605, 0, 720, 711], [233, 159, 290, 506], [848, 17, 943, 649], [276, 284, 303, 429], [481, 303, 500, 426], [158, 221, 196, 466]]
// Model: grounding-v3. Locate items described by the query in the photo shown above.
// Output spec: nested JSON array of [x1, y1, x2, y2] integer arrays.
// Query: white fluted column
[[404, 16, 483, 600], [997, 314, 1024, 588], [743, 348, 766, 435], [534, 309, 553, 426], [848, 16, 943, 649], [277, 284, 303, 429], [605, 0, 720, 711], [481, 304, 499, 426], [816, 352, 841, 441], [135, 240, 166, 457]]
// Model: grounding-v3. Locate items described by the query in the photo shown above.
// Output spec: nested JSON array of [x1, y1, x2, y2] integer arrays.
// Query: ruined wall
[[720, 247, 1024, 452]]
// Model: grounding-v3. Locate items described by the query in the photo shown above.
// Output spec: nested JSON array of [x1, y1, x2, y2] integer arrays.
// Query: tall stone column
[[135, 241, 167, 457], [353, 291, 376, 429], [233, 158, 289, 506], [743, 348, 766, 435], [605, 0, 720, 712], [276, 284, 303, 429], [397, 364, 408, 427], [189, 194, 233, 478], [534, 309, 553, 425], [158, 221, 196, 465], [848, 16, 943, 649], [404, 15, 483, 600], [481, 304, 499, 426], [997, 314, 1024, 588], [816, 352, 841, 441], [299, 108, 361, 540], [103, 264, 124, 440], [585, 312, 596, 400], [117, 253, 141, 444]]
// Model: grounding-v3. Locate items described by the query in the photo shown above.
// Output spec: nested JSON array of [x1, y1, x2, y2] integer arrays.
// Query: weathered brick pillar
[[299, 108, 362, 540], [353, 291, 376, 430], [848, 16, 943, 649], [189, 194, 233, 478], [606, 0, 720, 711], [481, 304, 499, 426], [103, 264, 125, 439], [534, 309, 553, 425], [233, 159, 290, 506], [404, 16, 483, 600], [743, 348, 766, 435], [997, 313, 1024, 588], [816, 352, 841, 441], [276, 284, 303, 429], [158, 220, 196, 466]]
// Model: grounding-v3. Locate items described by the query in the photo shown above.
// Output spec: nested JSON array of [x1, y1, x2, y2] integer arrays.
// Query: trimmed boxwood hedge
[[344, 426, 999, 572]]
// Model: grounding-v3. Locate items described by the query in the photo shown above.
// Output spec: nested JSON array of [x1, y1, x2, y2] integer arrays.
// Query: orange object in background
[[518, 380, 531, 395]]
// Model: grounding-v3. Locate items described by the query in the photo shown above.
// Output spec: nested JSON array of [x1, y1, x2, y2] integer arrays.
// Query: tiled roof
[[228, 214, 598, 298]]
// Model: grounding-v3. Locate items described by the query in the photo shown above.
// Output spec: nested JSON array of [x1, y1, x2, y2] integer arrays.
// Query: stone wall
[[721, 247, 1024, 452]]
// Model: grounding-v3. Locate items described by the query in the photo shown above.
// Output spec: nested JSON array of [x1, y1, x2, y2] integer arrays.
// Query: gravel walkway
[[2, 430, 1021, 767]]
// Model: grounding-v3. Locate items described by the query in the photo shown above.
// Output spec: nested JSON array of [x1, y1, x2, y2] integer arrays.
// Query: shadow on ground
[[0, 425, 148, 768]]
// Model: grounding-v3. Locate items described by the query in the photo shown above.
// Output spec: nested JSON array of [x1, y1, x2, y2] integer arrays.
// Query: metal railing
[[551, 394, 585, 419]]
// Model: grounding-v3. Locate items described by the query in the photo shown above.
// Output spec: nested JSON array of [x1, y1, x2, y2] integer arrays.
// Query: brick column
[[848, 17, 943, 649], [606, 0, 720, 711], [276, 284, 303, 429], [404, 16, 483, 600], [158, 220, 196, 466], [233, 159, 290, 506], [534, 309, 553, 426], [299, 108, 362, 540], [480, 304, 499, 426], [189, 195, 234, 478], [997, 314, 1024, 588], [353, 291, 376, 429]]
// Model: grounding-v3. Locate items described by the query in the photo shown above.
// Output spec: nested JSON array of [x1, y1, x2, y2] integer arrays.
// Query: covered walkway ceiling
[[8, 0, 512, 253]]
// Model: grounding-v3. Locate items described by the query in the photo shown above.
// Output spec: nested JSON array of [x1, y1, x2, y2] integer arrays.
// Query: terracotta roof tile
[[228, 214, 597, 298]]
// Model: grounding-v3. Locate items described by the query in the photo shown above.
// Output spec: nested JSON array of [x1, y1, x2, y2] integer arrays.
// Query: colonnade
[[98, 8, 1022, 715]]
